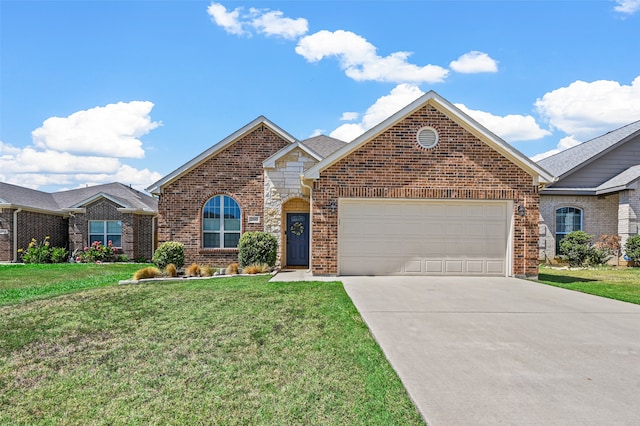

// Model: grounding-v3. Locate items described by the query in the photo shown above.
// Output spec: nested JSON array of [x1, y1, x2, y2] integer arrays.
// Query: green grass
[[0, 263, 143, 305], [0, 267, 423, 425], [538, 265, 640, 304]]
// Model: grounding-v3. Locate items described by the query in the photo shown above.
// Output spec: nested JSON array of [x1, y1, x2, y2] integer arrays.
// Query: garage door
[[338, 199, 511, 276]]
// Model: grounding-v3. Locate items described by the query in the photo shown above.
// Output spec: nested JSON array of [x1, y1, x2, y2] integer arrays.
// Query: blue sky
[[1, 0, 639, 193]]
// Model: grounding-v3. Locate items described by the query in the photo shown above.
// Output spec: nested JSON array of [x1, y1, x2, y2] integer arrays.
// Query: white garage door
[[338, 199, 511, 276]]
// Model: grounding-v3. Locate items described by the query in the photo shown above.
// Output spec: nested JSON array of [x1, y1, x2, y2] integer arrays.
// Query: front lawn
[[0, 269, 424, 425], [537, 265, 640, 305]]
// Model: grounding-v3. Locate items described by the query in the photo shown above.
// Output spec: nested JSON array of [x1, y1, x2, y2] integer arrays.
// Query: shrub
[[624, 235, 640, 263], [237, 232, 278, 268], [243, 263, 271, 274], [225, 262, 239, 275], [185, 263, 201, 277], [200, 266, 215, 277], [116, 254, 130, 262], [153, 241, 185, 269], [78, 240, 118, 263], [19, 236, 68, 264], [559, 230, 593, 267], [132, 267, 162, 280], [588, 245, 612, 266], [164, 263, 178, 277]]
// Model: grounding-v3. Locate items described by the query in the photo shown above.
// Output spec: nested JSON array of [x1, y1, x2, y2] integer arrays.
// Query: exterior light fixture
[[517, 205, 526, 216], [328, 199, 337, 213]]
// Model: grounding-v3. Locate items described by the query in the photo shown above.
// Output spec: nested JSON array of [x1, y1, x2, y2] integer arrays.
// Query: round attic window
[[417, 127, 438, 149]]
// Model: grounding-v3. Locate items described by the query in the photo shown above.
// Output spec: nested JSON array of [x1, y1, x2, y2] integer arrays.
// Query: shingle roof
[[0, 182, 157, 213], [538, 120, 640, 178], [299, 135, 347, 158], [0, 182, 59, 211]]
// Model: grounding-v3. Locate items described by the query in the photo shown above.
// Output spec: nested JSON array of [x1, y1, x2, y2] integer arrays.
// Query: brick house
[[148, 91, 553, 278], [0, 182, 157, 262], [538, 120, 640, 262]]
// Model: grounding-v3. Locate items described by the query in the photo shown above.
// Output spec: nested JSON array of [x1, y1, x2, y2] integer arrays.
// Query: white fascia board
[[146, 116, 297, 194], [0, 203, 68, 216], [71, 193, 131, 209], [263, 142, 322, 168], [304, 90, 555, 185]]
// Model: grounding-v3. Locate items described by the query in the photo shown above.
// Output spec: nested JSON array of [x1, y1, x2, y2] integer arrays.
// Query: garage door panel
[[338, 199, 510, 276]]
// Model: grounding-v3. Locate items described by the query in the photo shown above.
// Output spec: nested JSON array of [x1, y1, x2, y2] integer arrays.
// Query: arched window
[[203, 195, 241, 249], [555, 207, 583, 253]]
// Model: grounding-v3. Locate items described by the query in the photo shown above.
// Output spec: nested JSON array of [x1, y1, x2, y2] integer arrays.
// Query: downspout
[[300, 175, 313, 274], [151, 214, 158, 260], [13, 208, 22, 263]]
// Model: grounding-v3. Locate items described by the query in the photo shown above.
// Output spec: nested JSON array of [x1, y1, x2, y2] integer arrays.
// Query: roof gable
[[538, 120, 640, 179], [303, 91, 554, 184], [147, 116, 297, 194]]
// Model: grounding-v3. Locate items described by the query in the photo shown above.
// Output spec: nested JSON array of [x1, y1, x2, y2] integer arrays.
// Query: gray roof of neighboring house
[[0, 182, 157, 213], [540, 165, 640, 195], [0, 182, 60, 211], [299, 135, 347, 158], [538, 120, 640, 178]]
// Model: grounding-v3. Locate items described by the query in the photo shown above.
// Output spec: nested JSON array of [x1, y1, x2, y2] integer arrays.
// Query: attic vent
[[417, 127, 438, 149]]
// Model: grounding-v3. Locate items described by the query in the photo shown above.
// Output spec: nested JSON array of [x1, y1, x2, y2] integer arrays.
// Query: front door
[[286, 213, 309, 266]]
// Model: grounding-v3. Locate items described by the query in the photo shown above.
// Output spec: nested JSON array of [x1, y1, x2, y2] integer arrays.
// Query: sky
[[1, 0, 640, 193]]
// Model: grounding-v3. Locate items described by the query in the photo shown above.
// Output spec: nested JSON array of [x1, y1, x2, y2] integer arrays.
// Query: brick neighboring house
[[0, 182, 158, 262], [149, 91, 553, 278], [537, 120, 640, 262]]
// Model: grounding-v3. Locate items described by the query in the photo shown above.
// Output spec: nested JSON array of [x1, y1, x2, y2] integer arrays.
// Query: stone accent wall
[[264, 148, 316, 264], [539, 193, 619, 261], [157, 124, 290, 267], [312, 105, 540, 277]]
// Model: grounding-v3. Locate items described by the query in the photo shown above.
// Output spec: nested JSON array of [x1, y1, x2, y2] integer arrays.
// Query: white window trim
[[202, 195, 242, 249], [88, 220, 123, 248]]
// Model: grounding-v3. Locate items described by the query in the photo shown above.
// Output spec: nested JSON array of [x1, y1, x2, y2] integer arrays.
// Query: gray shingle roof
[[299, 135, 347, 158], [0, 182, 157, 213], [538, 120, 640, 177]]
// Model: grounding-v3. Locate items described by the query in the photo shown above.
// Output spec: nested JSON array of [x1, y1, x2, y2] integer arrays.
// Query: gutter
[[300, 175, 313, 274], [13, 208, 22, 263]]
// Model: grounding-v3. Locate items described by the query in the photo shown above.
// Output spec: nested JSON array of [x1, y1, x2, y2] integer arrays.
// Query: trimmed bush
[[238, 232, 278, 268], [624, 235, 640, 263], [559, 230, 593, 267], [153, 241, 185, 269]]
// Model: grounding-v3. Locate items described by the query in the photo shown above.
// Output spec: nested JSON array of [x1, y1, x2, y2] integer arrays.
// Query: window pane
[[89, 222, 104, 233], [203, 218, 220, 231], [89, 235, 105, 246], [203, 233, 220, 248], [224, 218, 240, 231], [224, 233, 240, 248], [224, 196, 241, 219], [107, 221, 122, 233], [107, 235, 122, 247]]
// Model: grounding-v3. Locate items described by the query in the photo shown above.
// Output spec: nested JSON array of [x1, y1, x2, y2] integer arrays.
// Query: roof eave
[[147, 116, 298, 194]]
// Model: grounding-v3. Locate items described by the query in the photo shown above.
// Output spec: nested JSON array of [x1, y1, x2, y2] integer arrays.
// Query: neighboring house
[[538, 120, 640, 262], [148, 91, 553, 278], [0, 182, 158, 262]]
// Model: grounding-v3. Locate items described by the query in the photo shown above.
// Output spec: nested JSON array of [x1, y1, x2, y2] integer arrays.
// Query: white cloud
[[530, 136, 581, 162], [455, 104, 551, 142], [31, 101, 160, 158], [2, 101, 163, 192], [250, 9, 308, 40], [296, 30, 449, 84], [207, 3, 246, 36], [340, 112, 359, 121], [207, 2, 307, 39], [330, 84, 425, 141], [614, 0, 640, 14], [534, 76, 640, 140], [450, 51, 498, 74]]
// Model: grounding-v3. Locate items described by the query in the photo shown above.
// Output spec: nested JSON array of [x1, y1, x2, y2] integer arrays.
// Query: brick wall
[[14, 210, 68, 261], [0, 209, 15, 262], [539, 193, 620, 261], [312, 105, 540, 277], [157, 124, 291, 267]]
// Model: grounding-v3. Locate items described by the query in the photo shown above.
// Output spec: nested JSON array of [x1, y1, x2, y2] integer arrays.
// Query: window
[[89, 220, 122, 247], [203, 195, 241, 248], [555, 207, 583, 253]]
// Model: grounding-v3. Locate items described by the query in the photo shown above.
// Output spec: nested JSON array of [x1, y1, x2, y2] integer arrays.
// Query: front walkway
[[269, 269, 338, 282]]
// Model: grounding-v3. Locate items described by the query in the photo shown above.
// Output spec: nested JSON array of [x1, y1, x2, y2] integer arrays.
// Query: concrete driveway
[[341, 276, 640, 426]]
